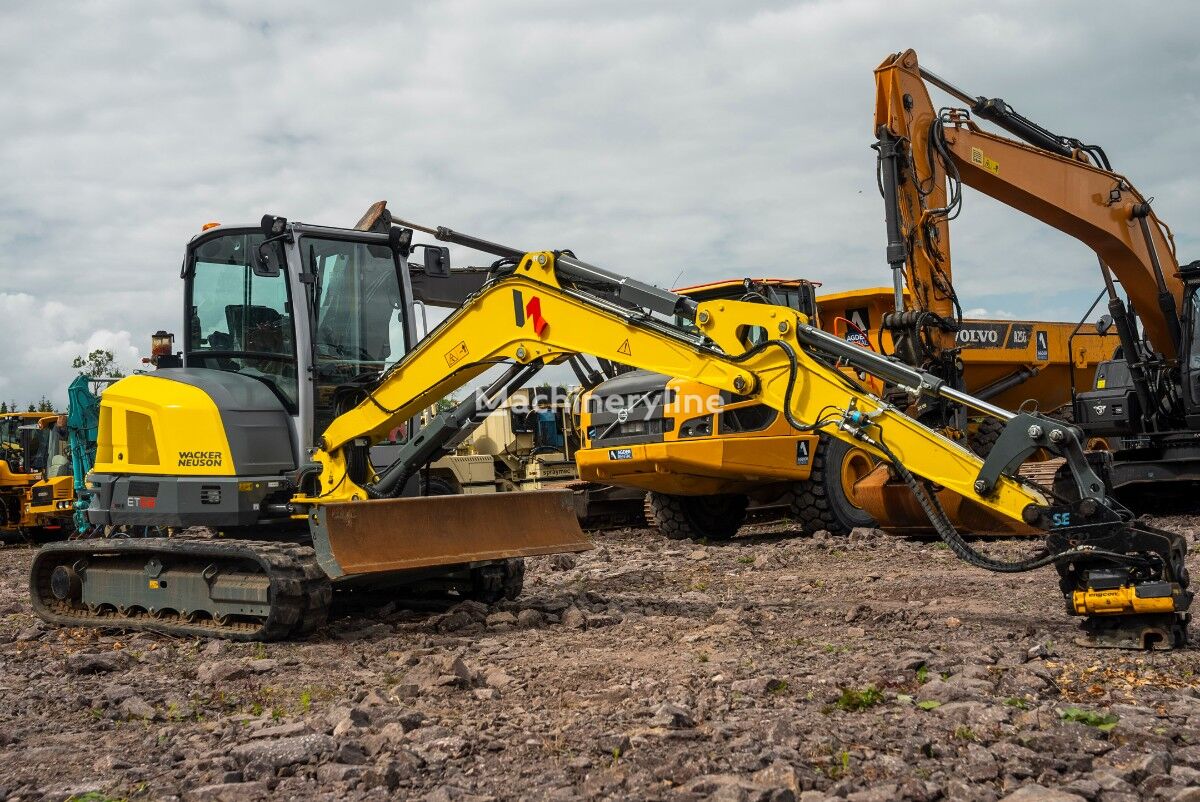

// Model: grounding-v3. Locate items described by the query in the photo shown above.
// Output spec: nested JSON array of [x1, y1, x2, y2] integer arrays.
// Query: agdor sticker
[[1035, 330, 1049, 361]]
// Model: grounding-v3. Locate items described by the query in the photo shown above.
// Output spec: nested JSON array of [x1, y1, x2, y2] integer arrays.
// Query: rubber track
[[30, 538, 331, 642]]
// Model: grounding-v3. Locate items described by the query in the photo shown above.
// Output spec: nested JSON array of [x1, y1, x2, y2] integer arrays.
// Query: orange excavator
[[863, 49, 1193, 526]]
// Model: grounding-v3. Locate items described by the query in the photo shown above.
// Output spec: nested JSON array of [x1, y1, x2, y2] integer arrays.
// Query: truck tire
[[421, 475, 458, 496], [645, 492, 748, 541], [788, 435, 876, 535]]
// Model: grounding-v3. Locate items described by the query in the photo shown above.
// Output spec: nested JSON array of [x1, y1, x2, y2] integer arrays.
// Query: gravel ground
[[1, 520, 1199, 802]]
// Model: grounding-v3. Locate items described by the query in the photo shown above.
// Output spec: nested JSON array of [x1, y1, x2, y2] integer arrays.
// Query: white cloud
[[0, 293, 144, 408], [1, 1, 1198, 405], [963, 307, 1015, 321]]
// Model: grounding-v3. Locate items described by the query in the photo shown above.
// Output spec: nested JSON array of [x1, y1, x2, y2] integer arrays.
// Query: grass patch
[[1004, 697, 1028, 709], [954, 725, 977, 741], [835, 685, 884, 712], [827, 749, 851, 779], [915, 700, 941, 711], [737, 555, 755, 565], [1059, 707, 1119, 732], [915, 665, 929, 684]]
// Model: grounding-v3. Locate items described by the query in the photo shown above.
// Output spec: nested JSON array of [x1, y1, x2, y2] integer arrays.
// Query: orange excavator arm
[[873, 48, 1183, 362]]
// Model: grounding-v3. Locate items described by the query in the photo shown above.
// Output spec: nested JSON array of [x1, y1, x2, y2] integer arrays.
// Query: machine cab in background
[[1181, 263, 1200, 428]]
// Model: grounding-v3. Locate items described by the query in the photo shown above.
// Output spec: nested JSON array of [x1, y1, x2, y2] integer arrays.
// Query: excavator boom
[[875, 48, 1183, 361]]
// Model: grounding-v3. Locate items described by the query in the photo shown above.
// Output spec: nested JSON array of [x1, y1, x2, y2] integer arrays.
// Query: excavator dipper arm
[[301, 251, 1047, 519]]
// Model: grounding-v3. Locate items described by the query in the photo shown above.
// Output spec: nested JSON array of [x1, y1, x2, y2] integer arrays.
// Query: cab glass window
[[185, 232, 299, 412]]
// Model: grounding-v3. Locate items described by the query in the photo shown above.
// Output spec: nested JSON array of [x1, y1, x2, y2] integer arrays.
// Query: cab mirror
[[1096, 314, 1114, 335], [424, 246, 451, 277], [254, 241, 282, 277]]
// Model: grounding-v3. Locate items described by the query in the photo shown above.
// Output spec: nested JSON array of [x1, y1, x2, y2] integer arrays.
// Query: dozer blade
[[309, 489, 592, 580]]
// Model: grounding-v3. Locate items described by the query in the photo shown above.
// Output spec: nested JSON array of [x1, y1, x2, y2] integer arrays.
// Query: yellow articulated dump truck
[[0, 412, 53, 541], [575, 279, 1109, 539]]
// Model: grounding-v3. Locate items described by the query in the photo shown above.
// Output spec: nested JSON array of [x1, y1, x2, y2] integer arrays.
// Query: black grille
[[588, 388, 674, 414], [128, 480, 159, 498], [720, 404, 777, 434], [31, 486, 53, 506], [200, 485, 222, 505], [588, 417, 674, 446]]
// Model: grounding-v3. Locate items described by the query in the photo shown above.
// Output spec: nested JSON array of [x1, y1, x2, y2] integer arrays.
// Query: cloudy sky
[[2, 1, 1198, 407]]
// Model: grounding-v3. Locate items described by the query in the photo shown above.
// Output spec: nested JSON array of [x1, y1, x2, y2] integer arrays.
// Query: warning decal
[[617, 339, 632, 357], [445, 341, 469, 367], [796, 440, 810, 466], [969, 146, 1000, 174]]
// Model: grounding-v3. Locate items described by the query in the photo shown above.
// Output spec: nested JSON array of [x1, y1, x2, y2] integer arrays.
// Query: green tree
[[0, 402, 7, 413], [72, 349, 125, 379], [37, 396, 54, 412], [26, 403, 35, 412]]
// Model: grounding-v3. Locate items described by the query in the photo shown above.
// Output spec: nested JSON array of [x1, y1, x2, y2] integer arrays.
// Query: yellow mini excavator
[[29, 207, 1192, 648]]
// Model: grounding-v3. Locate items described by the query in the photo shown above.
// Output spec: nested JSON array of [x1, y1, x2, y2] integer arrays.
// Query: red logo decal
[[525, 296, 547, 336]]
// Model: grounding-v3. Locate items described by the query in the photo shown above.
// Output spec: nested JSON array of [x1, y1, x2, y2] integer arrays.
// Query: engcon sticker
[[608, 448, 633, 461], [178, 450, 222, 467], [444, 341, 469, 367]]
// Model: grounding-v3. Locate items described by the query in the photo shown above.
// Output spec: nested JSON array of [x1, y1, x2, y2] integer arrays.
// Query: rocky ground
[[1, 520, 1200, 802]]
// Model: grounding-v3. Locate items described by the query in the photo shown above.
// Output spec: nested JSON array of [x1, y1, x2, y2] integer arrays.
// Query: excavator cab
[[1072, 262, 1200, 498], [184, 223, 406, 451], [1179, 265, 1200, 424]]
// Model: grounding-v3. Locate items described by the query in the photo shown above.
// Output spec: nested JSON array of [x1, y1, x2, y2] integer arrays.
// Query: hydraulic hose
[[868, 431, 1144, 573]]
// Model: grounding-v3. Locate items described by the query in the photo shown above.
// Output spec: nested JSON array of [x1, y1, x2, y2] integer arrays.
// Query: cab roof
[[673, 278, 819, 295], [0, 412, 50, 422]]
